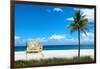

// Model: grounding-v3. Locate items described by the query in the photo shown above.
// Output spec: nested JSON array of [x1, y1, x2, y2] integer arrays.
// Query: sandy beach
[[15, 49, 94, 61]]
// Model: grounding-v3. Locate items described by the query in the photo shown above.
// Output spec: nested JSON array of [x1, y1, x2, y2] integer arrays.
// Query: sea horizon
[[15, 45, 94, 52]]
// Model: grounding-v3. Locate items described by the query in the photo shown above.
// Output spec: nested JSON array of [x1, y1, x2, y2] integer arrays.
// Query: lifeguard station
[[26, 39, 44, 59]]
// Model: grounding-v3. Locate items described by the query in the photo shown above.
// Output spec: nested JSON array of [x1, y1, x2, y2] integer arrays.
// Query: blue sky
[[15, 4, 94, 46]]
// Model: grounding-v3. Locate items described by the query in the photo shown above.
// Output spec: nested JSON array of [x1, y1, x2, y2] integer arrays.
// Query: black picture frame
[[11, 0, 96, 69]]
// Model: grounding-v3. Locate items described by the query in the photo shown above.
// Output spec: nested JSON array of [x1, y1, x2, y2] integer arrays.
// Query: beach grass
[[14, 56, 94, 67]]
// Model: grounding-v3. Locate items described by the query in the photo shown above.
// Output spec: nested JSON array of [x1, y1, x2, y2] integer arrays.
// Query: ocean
[[15, 45, 94, 51]]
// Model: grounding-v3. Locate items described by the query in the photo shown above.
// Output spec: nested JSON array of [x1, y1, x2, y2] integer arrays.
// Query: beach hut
[[26, 39, 44, 59]]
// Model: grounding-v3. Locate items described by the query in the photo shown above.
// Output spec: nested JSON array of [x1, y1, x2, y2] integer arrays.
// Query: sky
[[15, 3, 95, 46]]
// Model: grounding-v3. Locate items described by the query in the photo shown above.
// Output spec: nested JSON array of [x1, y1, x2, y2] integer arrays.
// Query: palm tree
[[67, 10, 90, 58]]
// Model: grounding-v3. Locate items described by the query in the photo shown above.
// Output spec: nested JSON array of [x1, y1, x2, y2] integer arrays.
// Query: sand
[[15, 49, 94, 61]]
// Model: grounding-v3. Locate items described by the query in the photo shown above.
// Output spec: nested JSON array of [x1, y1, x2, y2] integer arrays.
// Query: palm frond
[[81, 14, 86, 19], [80, 27, 89, 36], [66, 9, 90, 36], [83, 26, 89, 31], [70, 28, 77, 34], [74, 10, 81, 22], [73, 16, 77, 23], [66, 24, 75, 28]]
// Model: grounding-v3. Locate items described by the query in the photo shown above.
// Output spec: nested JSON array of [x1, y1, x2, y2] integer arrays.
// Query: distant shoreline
[[15, 44, 94, 47], [15, 48, 94, 52], [15, 45, 94, 51]]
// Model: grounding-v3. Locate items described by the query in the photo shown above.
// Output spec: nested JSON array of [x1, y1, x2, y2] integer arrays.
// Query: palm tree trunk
[[78, 28, 80, 58]]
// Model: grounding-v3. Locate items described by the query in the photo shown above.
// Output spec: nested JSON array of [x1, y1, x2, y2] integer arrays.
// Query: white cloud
[[82, 32, 94, 38], [80, 8, 94, 22], [15, 36, 21, 40], [66, 8, 94, 22], [74, 8, 79, 11], [24, 34, 77, 45], [81, 32, 94, 42], [35, 34, 67, 43], [15, 33, 94, 46], [15, 36, 26, 46], [48, 34, 66, 40], [53, 8, 63, 12], [35, 34, 78, 45], [66, 17, 74, 21], [36, 37, 47, 42]]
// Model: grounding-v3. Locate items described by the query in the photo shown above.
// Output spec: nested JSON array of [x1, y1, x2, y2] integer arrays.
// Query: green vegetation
[[66, 10, 90, 58], [15, 56, 94, 67]]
